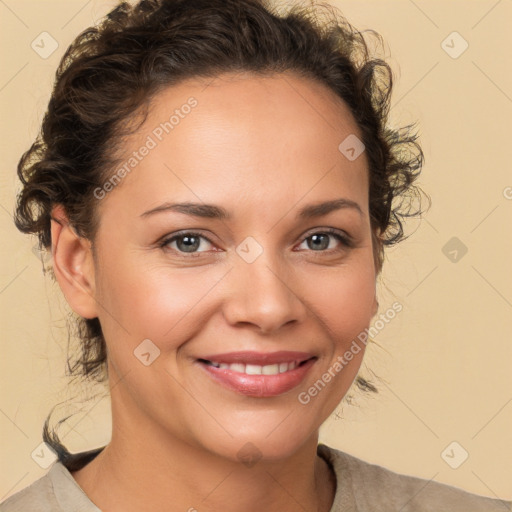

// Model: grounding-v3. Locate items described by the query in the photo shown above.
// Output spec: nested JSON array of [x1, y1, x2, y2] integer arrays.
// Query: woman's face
[[89, 72, 378, 461]]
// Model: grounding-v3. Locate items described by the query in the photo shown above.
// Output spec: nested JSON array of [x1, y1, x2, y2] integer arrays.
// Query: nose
[[222, 251, 307, 334]]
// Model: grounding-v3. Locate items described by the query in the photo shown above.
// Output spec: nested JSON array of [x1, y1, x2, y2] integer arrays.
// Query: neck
[[72, 413, 335, 512]]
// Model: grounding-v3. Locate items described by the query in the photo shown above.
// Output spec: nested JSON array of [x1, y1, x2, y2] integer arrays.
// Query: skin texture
[[50, 71, 379, 512]]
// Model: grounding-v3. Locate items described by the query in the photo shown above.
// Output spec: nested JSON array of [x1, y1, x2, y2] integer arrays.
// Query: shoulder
[[318, 443, 511, 512], [0, 468, 58, 512], [0, 460, 100, 512]]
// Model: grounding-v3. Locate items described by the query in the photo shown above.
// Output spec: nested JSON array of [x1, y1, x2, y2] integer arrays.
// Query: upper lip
[[197, 351, 316, 366]]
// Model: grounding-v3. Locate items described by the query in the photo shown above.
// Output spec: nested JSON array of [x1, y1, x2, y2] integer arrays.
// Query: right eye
[[159, 231, 217, 255]]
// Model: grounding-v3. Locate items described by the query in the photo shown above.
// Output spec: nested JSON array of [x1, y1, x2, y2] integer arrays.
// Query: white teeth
[[245, 364, 262, 375], [262, 364, 279, 375], [206, 360, 302, 374]]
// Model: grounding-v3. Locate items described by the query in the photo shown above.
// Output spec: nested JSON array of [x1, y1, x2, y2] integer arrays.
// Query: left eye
[[297, 230, 351, 252]]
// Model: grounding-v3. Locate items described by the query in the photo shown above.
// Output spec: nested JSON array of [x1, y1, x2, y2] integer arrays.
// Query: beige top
[[1, 443, 510, 511]]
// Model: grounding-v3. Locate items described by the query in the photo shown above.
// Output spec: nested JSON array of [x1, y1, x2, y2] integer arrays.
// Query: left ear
[[50, 204, 98, 319]]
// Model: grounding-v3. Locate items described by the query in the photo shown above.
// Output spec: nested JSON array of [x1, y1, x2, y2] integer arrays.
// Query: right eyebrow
[[140, 202, 230, 220]]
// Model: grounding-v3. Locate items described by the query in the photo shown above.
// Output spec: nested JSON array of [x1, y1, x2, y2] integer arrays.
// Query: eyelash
[[158, 228, 353, 257]]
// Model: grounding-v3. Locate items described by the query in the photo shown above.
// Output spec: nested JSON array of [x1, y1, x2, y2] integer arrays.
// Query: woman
[[1, 0, 510, 510]]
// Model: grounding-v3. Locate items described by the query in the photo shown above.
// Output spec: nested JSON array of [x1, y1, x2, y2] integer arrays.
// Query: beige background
[[1, 0, 511, 503]]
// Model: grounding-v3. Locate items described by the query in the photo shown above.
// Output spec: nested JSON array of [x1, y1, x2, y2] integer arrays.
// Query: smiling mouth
[[197, 357, 316, 375], [196, 355, 318, 397], [194, 350, 318, 397]]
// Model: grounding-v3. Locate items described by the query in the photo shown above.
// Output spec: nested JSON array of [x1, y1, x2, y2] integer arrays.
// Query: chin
[[196, 423, 317, 465]]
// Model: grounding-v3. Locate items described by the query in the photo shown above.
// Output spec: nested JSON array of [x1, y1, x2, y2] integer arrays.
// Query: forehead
[[143, 70, 363, 153], [98, 71, 369, 219]]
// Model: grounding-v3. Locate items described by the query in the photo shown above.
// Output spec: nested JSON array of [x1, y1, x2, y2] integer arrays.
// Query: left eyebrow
[[297, 198, 364, 219], [140, 198, 364, 220]]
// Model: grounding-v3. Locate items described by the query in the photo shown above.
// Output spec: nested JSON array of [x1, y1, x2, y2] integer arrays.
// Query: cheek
[[293, 259, 376, 421], [308, 259, 376, 342], [96, 255, 223, 348]]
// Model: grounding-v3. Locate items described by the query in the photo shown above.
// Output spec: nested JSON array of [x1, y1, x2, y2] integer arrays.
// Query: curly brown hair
[[14, 0, 426, 462]]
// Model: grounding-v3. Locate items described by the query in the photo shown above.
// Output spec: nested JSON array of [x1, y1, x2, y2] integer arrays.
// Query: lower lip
[[197, 358, 316, 398]]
